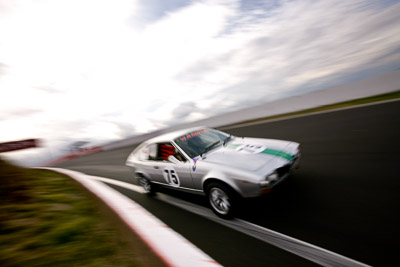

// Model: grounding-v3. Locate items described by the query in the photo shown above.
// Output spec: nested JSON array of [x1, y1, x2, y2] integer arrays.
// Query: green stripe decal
[[227, 144, 294, 161], [260, 149, 294, 161]]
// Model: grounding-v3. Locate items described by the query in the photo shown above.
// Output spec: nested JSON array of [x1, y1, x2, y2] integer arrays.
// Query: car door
[[148, 143, 194, 189], [189, 157, 208, 190]]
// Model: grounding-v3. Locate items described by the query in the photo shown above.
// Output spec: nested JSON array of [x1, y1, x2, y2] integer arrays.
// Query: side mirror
[[168, 155, 181, 164]]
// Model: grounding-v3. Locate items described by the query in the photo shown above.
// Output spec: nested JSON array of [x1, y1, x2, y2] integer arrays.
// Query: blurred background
[[1, 0, 399, 166]]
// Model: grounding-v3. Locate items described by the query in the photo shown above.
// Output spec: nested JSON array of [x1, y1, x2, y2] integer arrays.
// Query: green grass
[[0, 158, 140, 266], [221, 90, 400, 128]]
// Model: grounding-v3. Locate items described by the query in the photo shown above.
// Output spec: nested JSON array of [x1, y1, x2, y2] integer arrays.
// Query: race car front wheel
[[206, 182, 236, 219]]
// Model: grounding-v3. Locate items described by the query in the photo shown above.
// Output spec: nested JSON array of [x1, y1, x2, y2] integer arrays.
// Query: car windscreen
[[173, 129, 230, 158]]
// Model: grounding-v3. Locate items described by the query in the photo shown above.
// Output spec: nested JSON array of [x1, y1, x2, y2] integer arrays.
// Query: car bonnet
[[202, 137, 296, 172]]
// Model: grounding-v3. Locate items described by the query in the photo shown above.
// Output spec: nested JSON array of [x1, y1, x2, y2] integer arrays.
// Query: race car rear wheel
[[206, 182, 236, 219], [139, 176, 156, 196]]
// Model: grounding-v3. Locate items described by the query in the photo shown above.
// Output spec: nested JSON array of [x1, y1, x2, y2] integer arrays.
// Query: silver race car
[[126, 127, 300, 218]]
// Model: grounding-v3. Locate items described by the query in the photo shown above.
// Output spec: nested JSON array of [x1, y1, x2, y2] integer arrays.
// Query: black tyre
[[138, 176, 156, 196], [206, 182, 237, 219]]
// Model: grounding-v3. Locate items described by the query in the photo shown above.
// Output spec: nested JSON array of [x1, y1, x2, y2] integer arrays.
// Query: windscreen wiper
[[201, 141, 221, 157]]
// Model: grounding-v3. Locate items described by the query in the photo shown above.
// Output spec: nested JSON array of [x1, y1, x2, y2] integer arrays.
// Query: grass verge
[[0, 158, 141, 266], [220, 90, 400, 128]]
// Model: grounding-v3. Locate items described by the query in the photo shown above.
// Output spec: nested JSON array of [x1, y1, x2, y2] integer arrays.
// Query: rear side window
[[148, 144, 157, 160], [138, 144, 156, 160]]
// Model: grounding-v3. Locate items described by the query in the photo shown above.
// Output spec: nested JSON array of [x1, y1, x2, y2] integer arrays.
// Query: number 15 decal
[[163, 168, 180, 187]]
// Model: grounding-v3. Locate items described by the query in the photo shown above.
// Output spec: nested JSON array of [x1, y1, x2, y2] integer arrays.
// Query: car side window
[[148, 144, 157, 160], [157, 143, 174, 161], [138, 144, 157, 161], [141, 143, 187, 162], [142, 143, 185, 162], [158, 143, 187, 162], [174, 150, 186, 162], [138, 145, 149, 160]]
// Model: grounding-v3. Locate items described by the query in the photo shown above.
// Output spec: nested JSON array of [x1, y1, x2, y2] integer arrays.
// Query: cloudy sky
[[1, 0, 400, 165]]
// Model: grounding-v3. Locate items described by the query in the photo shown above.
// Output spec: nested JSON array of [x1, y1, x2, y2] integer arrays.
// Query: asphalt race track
[[53, 100, 400, 267]]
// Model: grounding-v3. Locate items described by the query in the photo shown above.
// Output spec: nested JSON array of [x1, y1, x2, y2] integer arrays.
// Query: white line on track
[[93, 175, 372, 267], [89, 176, 146, 194]]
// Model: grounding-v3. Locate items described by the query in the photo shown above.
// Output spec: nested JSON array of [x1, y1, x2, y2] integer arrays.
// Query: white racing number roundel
[[236, 144, 266, 154], [163, 167, 180, 187]]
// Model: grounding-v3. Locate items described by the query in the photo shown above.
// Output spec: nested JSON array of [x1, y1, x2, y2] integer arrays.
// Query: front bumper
[[258, 153, 300, 195]]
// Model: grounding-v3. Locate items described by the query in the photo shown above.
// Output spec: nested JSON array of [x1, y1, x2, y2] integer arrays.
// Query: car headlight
[[260, 171, 279, 187], [266, 171, 278, 182]]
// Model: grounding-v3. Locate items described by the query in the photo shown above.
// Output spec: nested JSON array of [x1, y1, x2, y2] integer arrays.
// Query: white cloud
[[1, 0, 399, 165]]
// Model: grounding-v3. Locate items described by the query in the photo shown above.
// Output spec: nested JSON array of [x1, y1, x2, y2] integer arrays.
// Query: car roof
[[145, 126, 208, 144]]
